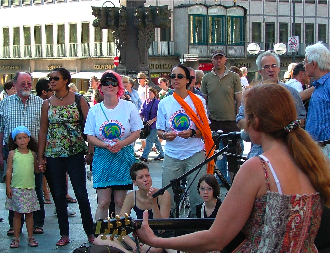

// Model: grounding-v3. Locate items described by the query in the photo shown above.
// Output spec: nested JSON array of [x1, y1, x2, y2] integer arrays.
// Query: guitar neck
[[134, 218, 214, 231]]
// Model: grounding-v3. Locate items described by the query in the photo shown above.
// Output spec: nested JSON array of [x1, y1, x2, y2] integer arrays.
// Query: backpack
[[75, 94, 90, 141]]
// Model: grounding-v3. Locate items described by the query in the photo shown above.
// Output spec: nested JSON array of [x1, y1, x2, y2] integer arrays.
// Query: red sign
[[113, 56, 119, 66], [199, 63, 213, 71]]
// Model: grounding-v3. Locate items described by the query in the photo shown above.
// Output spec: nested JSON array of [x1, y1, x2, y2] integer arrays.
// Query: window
[[23, 26, 31, 45], [209, 16, 225, 44], [189, 15, 207, 44], [318, 24, 327, 43], [45, 24, 54, 57], [227, 16, 244, 45], [252, 22, 261, 42], [13, 27, 20, 57], [57, 24, 65, 44], [305, 23, 314, 45], [265, 22, 275, 51], [22, 0, 31, 5], [318, 0, 327, 3], [34, 25, 42, 57], [81, 22, 90, 44], [279, 23, 288, 43], [3, 28, 9, 47], [1, 0, 9, 7], [69, 23, 77, 43], [69, 23, 77, 57], [160, 27, 170, 41], [11, 0, 20, 6], [305, 0, 315, 3], [293, 23, 301, 39], [94, 27, 102, 43]]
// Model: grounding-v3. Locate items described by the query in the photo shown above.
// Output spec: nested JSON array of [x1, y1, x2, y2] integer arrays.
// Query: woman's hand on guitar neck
[[136, 210, 158, 247]]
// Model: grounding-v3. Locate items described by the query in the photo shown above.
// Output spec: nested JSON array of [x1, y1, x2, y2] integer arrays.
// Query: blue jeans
[[45, 152, 93, 237], [216, 140, 231, 185], [142, 129, 164, 159]]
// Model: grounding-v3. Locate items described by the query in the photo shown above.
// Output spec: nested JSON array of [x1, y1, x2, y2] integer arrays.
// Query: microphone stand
[[152, 140, 237, 217]]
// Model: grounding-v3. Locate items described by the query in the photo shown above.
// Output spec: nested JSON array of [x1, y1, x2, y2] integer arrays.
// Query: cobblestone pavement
[[0, 141, 250, 253]]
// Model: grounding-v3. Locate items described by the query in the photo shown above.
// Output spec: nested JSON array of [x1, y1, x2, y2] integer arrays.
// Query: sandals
[[10, 237, 19, 248], [137, 147, 144, 152], [44, 198, 52, 204], [28, 237, 38, 247], [139, 157, 148, 162], [66, 197, 77, 203], [7, 227, 14, 236], [154, 156, 164, 161], [33, 226, 44, 234], [56, 237, 70, 246]]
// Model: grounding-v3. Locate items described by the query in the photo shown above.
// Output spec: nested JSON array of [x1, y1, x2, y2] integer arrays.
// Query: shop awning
[[71, 72, 104, 80], [31, 72, 50, 79]]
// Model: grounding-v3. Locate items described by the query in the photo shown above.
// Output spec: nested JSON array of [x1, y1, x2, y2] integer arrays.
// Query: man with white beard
[[0, 72, 45, 236]]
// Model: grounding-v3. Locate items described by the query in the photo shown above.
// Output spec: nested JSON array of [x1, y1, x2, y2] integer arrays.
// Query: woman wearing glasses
[[38, 68, 95, 246], [156, 64, 214, 218], [84, 70, 143, 221]]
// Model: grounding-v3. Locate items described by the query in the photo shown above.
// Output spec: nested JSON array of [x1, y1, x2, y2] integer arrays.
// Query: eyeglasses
[[49, 76, 60, 81], [199, 187, 213, 192], [169, 74, 186, 79], [102, 80, 119, 87], [262, 64, 277, 70], [19, 82, 32, 87]]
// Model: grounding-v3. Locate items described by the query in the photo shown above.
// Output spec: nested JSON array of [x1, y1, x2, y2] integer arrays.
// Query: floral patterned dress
[[233, 155, 322, 252], [44, 101, 87, 158]]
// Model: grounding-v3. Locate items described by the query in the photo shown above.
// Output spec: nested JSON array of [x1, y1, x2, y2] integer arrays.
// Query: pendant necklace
[[55, 91, 69, 101]]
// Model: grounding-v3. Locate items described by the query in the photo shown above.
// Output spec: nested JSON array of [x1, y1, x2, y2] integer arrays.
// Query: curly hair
[[8, 134, 38, 153]]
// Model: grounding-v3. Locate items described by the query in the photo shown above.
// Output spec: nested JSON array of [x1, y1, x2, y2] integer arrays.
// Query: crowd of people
[[0, 41, 329, 251]]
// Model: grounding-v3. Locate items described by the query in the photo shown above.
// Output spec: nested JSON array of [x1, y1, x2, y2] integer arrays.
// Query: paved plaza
[[0, 141, 250, 253]]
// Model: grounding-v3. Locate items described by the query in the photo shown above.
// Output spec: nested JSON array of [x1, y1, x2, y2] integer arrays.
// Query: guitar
[[94, 214, 215, 241]]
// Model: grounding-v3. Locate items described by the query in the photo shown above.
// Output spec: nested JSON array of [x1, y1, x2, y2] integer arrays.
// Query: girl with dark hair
[[195, 174, 221, 219], [137, 83, 330, 252], [84, 70, 143, 221], [38, 67, 95, 246], [156, 64, 215, 217], [158, 77, 173, 100]]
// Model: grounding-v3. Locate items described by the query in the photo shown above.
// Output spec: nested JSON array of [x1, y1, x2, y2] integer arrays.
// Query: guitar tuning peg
[[120, 230, 127, 237], [95, 220, 102, 235], [110, 212, 115, 219], [101, 233, 107, 240], [107, 218, 113, 229], [110, 229, 118, 241], [117, 235, 123, 242], [115, 215, 122, 227]]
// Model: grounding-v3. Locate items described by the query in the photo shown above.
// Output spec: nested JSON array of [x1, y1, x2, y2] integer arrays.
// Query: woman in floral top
[[137, 84, 330, 252], [38, 68, 94, 247]]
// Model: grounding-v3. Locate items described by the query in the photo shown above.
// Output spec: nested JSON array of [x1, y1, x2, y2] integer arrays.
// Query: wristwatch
[[190, 129, 196, 138], [162, 131, 166, 139]]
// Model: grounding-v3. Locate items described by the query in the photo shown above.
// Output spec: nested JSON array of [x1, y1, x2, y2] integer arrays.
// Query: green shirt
[[201, 69, 242, 121]]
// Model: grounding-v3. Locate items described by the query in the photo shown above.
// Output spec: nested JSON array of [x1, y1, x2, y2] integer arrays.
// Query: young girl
[[195, 174, 222, 219], [6, 126, 40, 248]]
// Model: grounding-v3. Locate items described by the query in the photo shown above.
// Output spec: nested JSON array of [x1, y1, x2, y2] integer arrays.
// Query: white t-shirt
[[84, 99, 143, 146], [156, 94, 207, 160], [240, 76, 249, 91], [286, 78, 303, 92], [138, 85, 149, 104]]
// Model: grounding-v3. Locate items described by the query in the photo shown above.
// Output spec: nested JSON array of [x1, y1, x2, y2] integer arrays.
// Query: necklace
[[54, 91, 69, 101]]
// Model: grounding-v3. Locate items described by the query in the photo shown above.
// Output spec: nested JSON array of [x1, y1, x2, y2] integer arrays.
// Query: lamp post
[[292, 0, 296, 62]]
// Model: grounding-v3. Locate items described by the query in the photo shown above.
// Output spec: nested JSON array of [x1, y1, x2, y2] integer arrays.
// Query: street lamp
[[247, 42, 287, 55]]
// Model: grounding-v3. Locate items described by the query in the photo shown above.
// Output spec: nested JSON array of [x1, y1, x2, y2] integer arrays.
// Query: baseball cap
[[212, 50, 226, 58], [100, 72, 118, 83]]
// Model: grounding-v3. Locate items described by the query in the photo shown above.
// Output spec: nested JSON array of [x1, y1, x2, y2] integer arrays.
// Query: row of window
[[252, 22, 327, 50], [0, 0, 90, 7], [189, 15, 244, 45], [253, 0, 327, 3]]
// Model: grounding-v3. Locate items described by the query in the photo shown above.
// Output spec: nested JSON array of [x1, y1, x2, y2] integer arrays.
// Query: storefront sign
[[94, 64, 114, 70], [149, 63, 173, 70], [0, 65, 21, 71], [48, 64, 62, 70], [234, 63, 251, 68]]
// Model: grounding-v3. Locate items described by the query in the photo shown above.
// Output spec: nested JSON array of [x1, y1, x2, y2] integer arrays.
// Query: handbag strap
[[100, 103, 110, 121]]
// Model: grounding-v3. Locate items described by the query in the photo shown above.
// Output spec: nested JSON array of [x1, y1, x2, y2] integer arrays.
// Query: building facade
[[0, 0, 329, 89]]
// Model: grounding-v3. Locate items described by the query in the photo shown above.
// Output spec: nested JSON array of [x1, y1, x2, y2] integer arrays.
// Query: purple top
[[140, 98, 159, 130]]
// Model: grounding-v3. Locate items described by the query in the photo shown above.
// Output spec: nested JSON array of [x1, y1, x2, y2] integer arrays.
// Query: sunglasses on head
[[169, 74, 186, 79], [49, 76, 60, 81], [102, 80, 119, 87]]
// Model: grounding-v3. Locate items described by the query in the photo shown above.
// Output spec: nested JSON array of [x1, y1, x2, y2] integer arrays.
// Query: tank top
[[11, 149, 35, 189]]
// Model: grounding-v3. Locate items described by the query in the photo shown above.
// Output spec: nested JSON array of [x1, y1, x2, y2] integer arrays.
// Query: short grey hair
[[256, 51, 280, 70], [305, 42, 330, 71], [12, 71, 32, 83]]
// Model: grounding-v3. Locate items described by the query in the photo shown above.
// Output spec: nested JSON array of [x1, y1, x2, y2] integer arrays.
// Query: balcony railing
[[0, 41, 175, 59]]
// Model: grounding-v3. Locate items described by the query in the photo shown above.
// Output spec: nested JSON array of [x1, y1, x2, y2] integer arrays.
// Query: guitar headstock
[[94, 214, 134, 241]]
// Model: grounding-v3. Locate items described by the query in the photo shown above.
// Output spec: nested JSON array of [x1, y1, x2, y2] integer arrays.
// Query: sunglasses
[[169, 74, 186, 79], [102, 80, 119, 87], [49, 76, 60, 81]]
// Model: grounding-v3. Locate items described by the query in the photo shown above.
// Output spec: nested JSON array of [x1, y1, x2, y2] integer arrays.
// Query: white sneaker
[[54, 207, 76, 217]]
